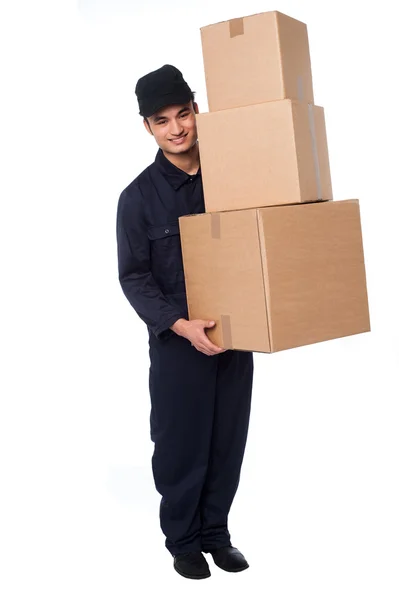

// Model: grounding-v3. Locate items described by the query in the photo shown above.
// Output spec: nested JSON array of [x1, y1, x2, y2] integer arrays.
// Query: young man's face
[[144, 101, 199, 155]]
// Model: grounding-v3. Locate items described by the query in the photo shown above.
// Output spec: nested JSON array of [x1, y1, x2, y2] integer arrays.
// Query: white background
[[1, 0, 398, 598]]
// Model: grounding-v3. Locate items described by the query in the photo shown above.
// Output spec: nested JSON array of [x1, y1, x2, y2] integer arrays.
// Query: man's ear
[[143, 118, 153, 136], [193, 101, 199, 115]]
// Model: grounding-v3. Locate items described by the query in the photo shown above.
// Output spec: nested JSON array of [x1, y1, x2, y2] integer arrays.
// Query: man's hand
[[171, 319, 226, 356]]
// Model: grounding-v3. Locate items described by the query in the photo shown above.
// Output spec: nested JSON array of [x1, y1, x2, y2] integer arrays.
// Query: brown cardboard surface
[[200, 11, 314, 112], [179, 200, 370, 353], [196, 100, 332, 213], [258, 200, 370, 351]]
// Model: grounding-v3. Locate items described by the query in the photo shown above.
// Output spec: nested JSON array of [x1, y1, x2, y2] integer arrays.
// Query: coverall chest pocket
[[148, 223, 185, 293]]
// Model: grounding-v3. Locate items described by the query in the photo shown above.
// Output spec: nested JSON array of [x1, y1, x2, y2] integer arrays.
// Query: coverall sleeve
[[116, 186, 185, 340]]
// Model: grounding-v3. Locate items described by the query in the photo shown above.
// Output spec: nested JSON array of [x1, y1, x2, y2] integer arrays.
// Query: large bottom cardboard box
[[196, 99, 332, 212], [179, 200, 370, 353]]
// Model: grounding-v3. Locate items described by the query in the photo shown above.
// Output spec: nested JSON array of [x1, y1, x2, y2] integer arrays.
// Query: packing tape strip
[[221, 314, 233, 349], [307, 104, 322, 200], [229, 18, 244, 38], [211, 213, 221, 239]]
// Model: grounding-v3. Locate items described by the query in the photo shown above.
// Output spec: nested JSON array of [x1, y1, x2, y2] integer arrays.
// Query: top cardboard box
[[200, 11, 314, 112]]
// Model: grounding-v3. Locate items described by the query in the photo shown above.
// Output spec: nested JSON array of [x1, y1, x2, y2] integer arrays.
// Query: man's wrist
[[170, 318, 189, 336]]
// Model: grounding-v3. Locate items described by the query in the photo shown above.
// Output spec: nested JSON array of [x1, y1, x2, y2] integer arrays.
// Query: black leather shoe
[[173, 552, 211, 579], [209, 546, 249, 572]]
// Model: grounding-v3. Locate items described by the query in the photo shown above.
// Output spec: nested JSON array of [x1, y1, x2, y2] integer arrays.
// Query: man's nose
[[169, 119, 184, 136]]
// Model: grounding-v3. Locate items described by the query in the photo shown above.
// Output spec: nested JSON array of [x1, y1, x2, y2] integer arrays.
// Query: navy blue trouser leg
[[148, 331, 253, 556], [200, 347, 254, 551]]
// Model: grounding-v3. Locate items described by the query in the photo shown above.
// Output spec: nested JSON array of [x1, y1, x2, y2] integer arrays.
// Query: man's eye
[[180, 113, 189, 118]]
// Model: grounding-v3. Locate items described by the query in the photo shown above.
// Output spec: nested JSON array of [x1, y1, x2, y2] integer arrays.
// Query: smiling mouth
[[169, 133, 188, 142]]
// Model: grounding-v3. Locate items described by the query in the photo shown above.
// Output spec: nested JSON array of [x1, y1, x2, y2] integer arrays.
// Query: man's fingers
[[198, 343, 216, 356], [206, 342, 224, 353], [201, 344, 223, 356], [196, 344, 226, 356], [190, 342, 209, 356], [203, 320, 215, 328], [192, 336, 225, 355], [198, 346, 211, 356], [198, 333, 222, 353], [190, 329, 225, 355]]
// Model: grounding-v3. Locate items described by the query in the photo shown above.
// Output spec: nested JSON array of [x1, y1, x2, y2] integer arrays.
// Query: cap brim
[[140, 91, 193, 117]]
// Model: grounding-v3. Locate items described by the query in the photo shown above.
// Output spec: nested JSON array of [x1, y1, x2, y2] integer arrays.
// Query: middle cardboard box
[[196, 99, 333, 212]]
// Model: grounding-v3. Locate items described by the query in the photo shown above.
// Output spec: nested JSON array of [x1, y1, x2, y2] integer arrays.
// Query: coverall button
[[165, 229, 170, 234]]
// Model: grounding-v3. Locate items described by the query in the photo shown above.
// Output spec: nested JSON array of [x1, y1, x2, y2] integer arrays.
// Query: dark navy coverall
[[116, 148, 254, 556]]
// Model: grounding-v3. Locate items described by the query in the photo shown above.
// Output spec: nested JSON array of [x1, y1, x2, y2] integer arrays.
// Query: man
[[116, 64, 254, 579]]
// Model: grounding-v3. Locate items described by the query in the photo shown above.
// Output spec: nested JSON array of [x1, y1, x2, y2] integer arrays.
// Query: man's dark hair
[[144, 92, 196, 126]]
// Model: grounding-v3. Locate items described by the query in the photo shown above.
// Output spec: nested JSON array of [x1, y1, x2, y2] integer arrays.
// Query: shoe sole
[[173, 564, 211, 579]]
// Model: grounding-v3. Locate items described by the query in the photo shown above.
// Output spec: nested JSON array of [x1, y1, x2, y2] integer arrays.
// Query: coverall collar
[[154, 148, 201, 191]]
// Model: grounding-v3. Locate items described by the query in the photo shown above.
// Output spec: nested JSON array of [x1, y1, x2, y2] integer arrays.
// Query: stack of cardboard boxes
[[179, 11, 370, 353]]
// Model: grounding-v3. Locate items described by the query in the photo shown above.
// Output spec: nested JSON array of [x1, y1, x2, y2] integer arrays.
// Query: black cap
[[135, 64, 193, 118]]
